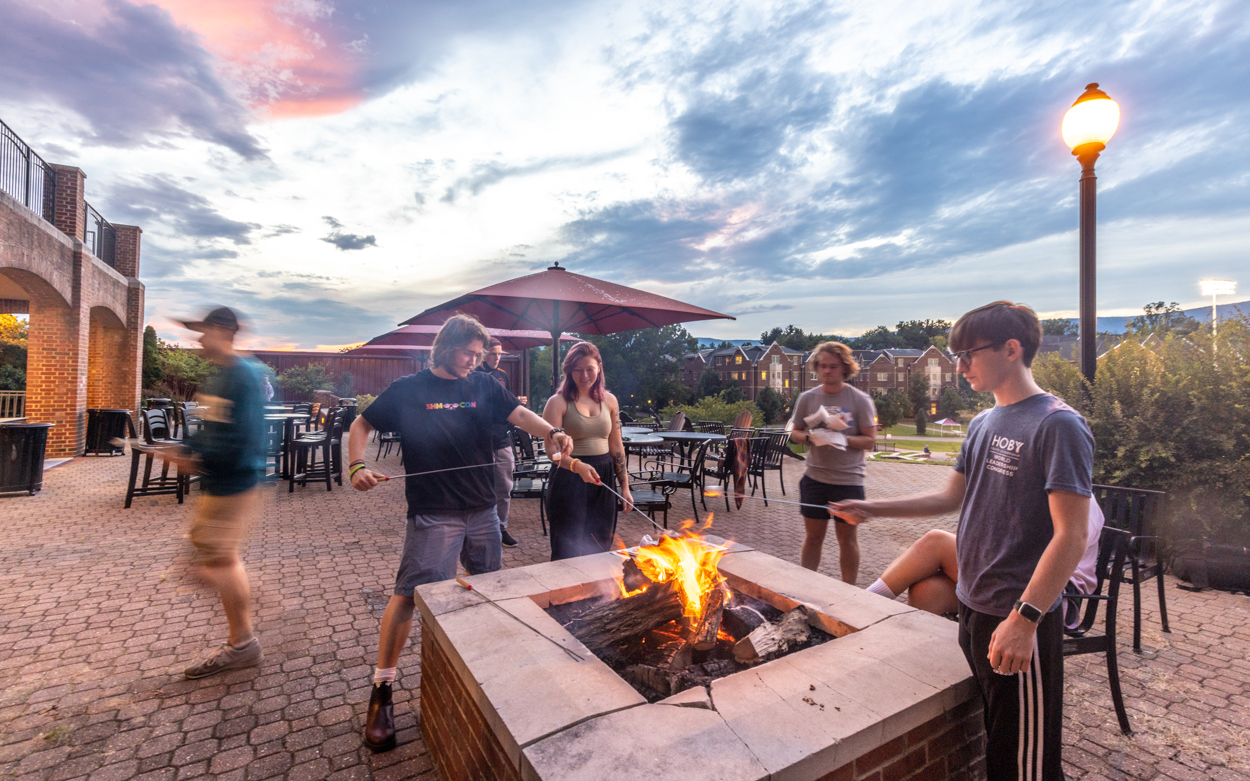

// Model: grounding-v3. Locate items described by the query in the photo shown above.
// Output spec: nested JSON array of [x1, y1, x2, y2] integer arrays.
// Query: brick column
[[26, 252, 90, 457], [49, 165, 85, 242], [120, 280, 145, 415], [113, 224, 141, 278]]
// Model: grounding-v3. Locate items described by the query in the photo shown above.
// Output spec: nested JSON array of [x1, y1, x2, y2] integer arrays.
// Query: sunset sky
[[1, 0, 1246, 348]]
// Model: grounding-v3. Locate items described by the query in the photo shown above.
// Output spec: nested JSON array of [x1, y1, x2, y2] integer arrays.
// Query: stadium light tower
[[1063, 83, 1120, 387], [1199, 278, 1236, 346]]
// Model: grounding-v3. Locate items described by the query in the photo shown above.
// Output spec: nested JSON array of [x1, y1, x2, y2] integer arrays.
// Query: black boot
[[363, 682, 396, 752]]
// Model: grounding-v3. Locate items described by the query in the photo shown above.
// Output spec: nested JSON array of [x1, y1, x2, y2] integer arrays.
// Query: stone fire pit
[[414, 539, 985, 780]]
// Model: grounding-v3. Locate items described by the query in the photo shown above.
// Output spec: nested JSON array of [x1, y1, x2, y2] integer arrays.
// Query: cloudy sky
[[1, 0, 1246, 348]]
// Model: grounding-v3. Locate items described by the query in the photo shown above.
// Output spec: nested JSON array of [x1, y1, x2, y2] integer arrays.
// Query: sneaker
[[184, 638, 263, 679], [501, 530, 519, 548]]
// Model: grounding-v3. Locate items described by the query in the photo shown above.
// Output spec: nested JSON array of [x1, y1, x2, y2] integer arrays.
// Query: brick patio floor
[[1, 451, 1248, 780]]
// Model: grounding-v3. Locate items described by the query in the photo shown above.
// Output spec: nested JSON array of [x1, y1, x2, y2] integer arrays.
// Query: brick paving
[[1, 450, 1248, 780]]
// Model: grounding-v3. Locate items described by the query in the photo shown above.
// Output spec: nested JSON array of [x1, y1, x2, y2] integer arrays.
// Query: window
[[771, 355, 780, 365], [896, 374, 904, 383], [735, 356, 742, 364], [945, 373, 952, 382], [785, 379, 790, 388], [928, 358, 939, 367], [809, 372, 817, 380], [877, 373, 889, 382], [761, 372, 767, 380]]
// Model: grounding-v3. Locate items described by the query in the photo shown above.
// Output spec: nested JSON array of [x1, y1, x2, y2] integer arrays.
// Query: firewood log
[[722, 605, 768, 640], [564, 581, 683, 649], [622, 557, 652, 593], [690, 584, 727, 651], [732, 607, 812, 664]]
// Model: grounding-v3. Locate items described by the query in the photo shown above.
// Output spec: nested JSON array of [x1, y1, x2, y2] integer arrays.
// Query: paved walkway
[[1, 451, 1247, 780]]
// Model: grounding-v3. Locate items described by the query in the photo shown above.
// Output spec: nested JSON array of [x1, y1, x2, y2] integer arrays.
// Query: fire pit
[[415, 531, 985, 781]]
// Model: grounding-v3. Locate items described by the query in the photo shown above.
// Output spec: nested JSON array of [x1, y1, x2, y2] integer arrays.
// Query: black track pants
[[958, 603, 1065, 781]]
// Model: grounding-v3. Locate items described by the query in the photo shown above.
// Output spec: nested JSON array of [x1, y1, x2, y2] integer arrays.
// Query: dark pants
[[547, 453, 617, 560], [958, 603, 1065, 781]]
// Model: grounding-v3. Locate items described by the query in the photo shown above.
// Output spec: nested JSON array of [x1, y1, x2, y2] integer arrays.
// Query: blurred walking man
[[348, 314, 572, 752], [477, 337, 526, 547], [169, 307, 269, 679], [833, 302, 1092, 781]]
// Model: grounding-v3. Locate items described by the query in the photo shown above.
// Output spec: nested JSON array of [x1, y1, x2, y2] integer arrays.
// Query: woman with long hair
[[542, 342, 633, 560]]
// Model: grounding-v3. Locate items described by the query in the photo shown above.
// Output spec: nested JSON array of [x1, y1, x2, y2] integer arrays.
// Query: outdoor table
[[657, 430, 726, 467], [621, 432, 664, 469], [0, 417, 28, 425], [621, 426, 652, 436], [265, 413, 309, 479]]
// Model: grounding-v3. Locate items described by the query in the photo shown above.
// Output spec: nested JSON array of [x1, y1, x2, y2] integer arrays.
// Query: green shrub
[[660, 398, 761, 427], [871, 389, 905, 429], [161, 348, 215, 400], [756, 387, 786, 425], [356, 393, 377, 415], [914, 408, 927, 435], [277, 364, 333, 399], [0, 363, 24, 391]]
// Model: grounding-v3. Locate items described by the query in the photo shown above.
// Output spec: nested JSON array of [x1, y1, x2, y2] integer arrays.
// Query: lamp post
[[1199, 278, 1236, 348], [1063, 83, 1121, 387]]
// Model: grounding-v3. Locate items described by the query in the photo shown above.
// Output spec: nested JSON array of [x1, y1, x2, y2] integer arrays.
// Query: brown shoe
[[363, 683, 396, 752]]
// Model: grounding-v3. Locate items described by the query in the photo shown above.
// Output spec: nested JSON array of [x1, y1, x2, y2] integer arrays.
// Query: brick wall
[[816, 698, 986, 781], [113, 224, 141, 278], [49, 165, 86, 242], [420, 627, 522, 781], [27, 286, 89, 456]]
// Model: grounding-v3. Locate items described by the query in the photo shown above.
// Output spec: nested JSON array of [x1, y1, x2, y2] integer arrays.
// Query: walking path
[[1, 452, 1247, 780]]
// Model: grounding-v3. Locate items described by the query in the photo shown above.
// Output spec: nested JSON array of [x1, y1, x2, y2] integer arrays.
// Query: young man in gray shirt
[[789, 341, 877, 583], [832, 302, 1092, 781]]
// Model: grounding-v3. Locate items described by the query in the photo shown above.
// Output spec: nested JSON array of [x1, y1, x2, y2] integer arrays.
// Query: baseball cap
[[181, 306, 240, 333]]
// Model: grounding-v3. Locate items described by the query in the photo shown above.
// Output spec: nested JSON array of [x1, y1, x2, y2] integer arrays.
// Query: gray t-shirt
[[791, 384, 877, 486], [953, 393, 1094, 617]]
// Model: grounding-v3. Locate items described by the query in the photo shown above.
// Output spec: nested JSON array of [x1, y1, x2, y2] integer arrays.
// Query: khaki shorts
[[190, 488, 260, 563]]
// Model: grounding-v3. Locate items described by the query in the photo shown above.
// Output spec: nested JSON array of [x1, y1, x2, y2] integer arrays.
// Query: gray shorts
[[394, 507, 502, 597]]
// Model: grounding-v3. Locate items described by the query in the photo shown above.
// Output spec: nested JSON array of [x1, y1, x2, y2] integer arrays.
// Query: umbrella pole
[[550, 329, 560, 397]]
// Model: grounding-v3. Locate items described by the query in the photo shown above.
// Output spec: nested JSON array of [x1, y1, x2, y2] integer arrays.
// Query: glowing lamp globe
[[1062, 83, 1120, 152]]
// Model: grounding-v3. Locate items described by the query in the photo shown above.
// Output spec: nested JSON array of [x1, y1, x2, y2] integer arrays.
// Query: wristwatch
[[1013, 599, 1043, 624], [547, 428, 564, 439]]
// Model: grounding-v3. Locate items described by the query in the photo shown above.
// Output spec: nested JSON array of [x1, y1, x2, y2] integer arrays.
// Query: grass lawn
[[888, 438, 963, 453], [882, 423, 965, 438]]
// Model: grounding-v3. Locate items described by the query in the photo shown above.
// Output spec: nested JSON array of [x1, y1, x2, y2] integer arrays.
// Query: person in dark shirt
[[832, 302, 1092, 781], [476, 337, 527, 548], [164, 307, 269, 680], [347, 314, 574, 752]]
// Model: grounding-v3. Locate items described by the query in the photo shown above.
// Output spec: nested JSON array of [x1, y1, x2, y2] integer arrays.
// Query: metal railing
[[0, 391, 25, 419], [0, 118, 57, 223], [84, 200, 117, 267]]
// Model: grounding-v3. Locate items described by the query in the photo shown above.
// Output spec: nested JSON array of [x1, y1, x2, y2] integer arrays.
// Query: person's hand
[[829, 499, 873, 526], [988, 611, 1037, 675], [350, 467, 381, 492], [518, 395, 528, 405], [575, 460, 601, 485], [619, 487, 635, 512], [550, 432, 575, 460]]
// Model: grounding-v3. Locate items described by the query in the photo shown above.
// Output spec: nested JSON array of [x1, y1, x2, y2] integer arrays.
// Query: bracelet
[[349, 464, 366, 478], [349, 460, 365, 468], [547, 428, 564, 438]]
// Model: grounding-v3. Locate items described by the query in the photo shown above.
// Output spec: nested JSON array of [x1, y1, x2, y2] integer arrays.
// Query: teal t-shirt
[[184, 356, 269, 495]]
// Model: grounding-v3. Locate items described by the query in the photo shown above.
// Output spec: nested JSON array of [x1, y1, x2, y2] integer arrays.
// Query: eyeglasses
[[953, 344, 996, 367], [458, 348, 486, 362]]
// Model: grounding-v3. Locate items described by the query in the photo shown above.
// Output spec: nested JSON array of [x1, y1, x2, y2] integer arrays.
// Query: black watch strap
[[1013, 599, 1043, 623]]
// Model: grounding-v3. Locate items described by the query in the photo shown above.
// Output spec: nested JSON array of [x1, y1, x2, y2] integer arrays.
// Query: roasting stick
[[454, 577, 584, 662], [553, 451, 671, 536], [702, 490, 861, 524]]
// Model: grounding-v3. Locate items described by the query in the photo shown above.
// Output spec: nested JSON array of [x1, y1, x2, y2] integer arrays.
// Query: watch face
[[1016, 601, 1043, 623]]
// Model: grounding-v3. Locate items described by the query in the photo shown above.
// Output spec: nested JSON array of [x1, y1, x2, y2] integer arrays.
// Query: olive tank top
[[563, 400, 611, 456]]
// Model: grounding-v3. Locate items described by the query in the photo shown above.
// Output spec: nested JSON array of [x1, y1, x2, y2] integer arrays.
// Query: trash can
[[338, 398, 358, 427], [85, 409, 132, 455], [0, 423, 53, 495], [146, 398, 172, 410]]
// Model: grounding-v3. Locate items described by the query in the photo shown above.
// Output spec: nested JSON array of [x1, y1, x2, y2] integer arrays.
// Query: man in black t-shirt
[[348, 315, 572, 753], [476, 338, 527, 548]]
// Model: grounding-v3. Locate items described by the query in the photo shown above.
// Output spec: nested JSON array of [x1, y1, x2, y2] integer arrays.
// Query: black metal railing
[[0, 118, 56, 223], [84, 200, 117, 267]]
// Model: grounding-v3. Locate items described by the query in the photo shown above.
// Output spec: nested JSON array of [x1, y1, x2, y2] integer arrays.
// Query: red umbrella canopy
[[364, 324, 579, 351], [401, 263, 734, 335]]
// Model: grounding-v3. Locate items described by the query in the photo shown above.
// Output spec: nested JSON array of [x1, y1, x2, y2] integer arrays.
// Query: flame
[[629, 518, 728, 622]]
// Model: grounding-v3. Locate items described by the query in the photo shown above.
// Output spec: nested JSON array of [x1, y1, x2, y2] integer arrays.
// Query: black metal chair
[[1093, 484, 1170, 652], [1064, 526, 1134, 735], [124, 411, 189, 508], [512, 462, 553, 535], [626, 468, 676, 528], [748, 432, 790, 505], [642, 439, 709, 516], [289, 408, 344, 492], [374, 430, 402, 460]]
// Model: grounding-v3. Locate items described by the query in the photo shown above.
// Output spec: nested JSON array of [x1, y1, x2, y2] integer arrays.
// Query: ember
[[546, 519, 834, 701]]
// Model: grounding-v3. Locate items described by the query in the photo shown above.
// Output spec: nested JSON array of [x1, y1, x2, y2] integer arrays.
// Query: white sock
[[373, 667, 397, 686], [865, 579, 896, 601]]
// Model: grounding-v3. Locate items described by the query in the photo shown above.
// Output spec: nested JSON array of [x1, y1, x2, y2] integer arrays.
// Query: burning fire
[[623, 518, 729, 622]]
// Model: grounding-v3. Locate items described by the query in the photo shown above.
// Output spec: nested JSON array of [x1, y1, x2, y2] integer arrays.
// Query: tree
[[848, 325, 902, 350], [694, 367, 726, 400], [142, 326, 164, 391], [756, 386, 786, 425], [906, 371, 930, 417], [937, 387, 963, 420], [871, 389, 904, 429], [587, 325, 697, 410], [720, 384, 745, 403], [0, 314, 27, 390], [914, 407, 927, 435], [161, 348, 215, 400], [1041, 319, 1079, 337], [894, 320, 952, 350], [277, 363, 334, 399], [759, 325, 839, 351], [1125, 302, 1200, 338], [1031, 353, 1085, 408]]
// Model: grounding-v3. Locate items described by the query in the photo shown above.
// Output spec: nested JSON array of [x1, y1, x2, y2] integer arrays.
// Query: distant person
[[347, 314, 573, 752], [166, 307, 269, 680], [261, 375, 274, 403], [833, 301, 1093, 781], [476, 337, 525, 548], [788, 341, 877, 583], [864, 502, 1104, 628], [542, 341, 633, 560]]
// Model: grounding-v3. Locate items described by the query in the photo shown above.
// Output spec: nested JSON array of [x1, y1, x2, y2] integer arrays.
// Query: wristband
[[547, 428, 564, 438], [349, 464, 367, 478], [349, 460, 365, 469]]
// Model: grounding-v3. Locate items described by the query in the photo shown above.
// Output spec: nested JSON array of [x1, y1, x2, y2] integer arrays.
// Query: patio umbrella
[[401, 262, 735, 391], [360, 324, 580, 351]]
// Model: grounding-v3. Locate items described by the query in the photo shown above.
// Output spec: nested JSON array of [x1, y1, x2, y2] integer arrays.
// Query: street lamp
[[1199, 278, 1236, 346], [1063, 83, 1120, 387]]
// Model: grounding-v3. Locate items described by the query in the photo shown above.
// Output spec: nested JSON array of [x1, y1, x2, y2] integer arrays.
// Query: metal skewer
[[702, 491, 862, 524], [455, 577, 584, 662]]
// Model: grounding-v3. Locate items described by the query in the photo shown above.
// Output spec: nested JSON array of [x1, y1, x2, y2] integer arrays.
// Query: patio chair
[[375, 430, 402, 460], [511, 428, 550, 474], [289, 408, 344, 492], [626, 469, 675, 529], [512, 462, 552, 535], [124, 411, 190, 508], [732, 409, 753, 430], [748, 432, 790, 504], [641, 439, 709, 515], [695, 421, 727, 434], [1064, 526, 1133, 735], [666, 412, 686, 432], [1092, 484, 1170, 652]]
